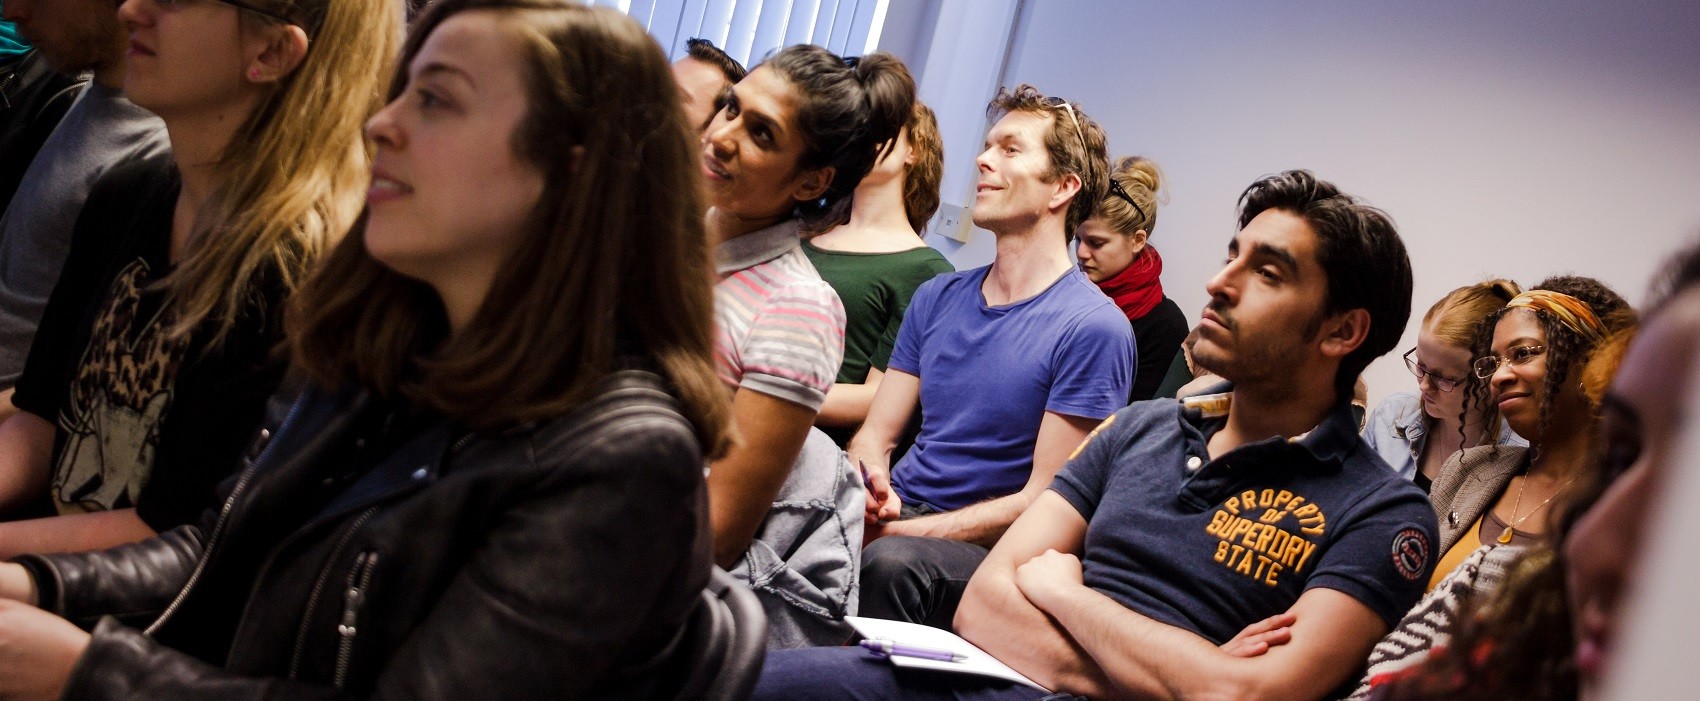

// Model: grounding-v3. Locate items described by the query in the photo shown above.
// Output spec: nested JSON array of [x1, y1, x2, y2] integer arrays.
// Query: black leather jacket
[[16, 369, 711, 699]]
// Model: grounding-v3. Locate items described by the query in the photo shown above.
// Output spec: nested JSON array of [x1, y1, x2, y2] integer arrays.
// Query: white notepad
[[845, 616, 1050, 691]]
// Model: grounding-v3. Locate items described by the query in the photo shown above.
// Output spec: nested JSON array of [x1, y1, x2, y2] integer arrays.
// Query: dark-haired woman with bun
[[701, 44, 915, 647], [1074, 155, 1187, 402]]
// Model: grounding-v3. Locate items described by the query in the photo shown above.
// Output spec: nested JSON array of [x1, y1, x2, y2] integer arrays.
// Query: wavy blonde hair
[[1096, 155, 1164, 237], [1424, 279, 1521, 440], [162, 0, 403, 346]]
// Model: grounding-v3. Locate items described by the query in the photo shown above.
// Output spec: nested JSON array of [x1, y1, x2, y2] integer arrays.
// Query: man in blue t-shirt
[[848, 85, 1133, 625], [755, 170, 1437, 701]]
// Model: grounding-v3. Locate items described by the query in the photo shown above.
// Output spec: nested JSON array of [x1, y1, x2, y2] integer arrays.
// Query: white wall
[[917, 0, 1700, 408]]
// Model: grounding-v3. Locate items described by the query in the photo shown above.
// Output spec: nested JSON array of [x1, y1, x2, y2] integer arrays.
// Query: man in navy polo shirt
[[754, 170, 1437, 700]]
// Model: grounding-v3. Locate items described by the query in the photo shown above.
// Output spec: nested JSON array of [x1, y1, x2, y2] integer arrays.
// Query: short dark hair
[[761, 45, 915, 224], [684, 37, 746, 84], [987, 84, 1109, 239], [1236, 170, 1412, 397]]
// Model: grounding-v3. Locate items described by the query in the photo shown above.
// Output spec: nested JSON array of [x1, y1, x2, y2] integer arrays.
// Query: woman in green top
[[804, 101, 954, 444]]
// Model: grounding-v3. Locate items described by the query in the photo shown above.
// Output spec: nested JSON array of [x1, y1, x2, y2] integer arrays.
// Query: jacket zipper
[[0, 73, 16, 110], [288, 507, 379, 679], [334, 550, 380, 690], [145, 399, 307, 636]]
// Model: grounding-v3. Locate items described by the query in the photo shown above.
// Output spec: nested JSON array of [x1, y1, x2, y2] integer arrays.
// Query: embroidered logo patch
[[1391, 528, 1430, 581]]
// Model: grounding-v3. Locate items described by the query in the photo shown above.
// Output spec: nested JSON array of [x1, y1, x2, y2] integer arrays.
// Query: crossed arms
[[955, 490, 1390, 701]]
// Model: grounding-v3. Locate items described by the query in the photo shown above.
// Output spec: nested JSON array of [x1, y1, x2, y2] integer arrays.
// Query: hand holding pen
[[860, 638, 968, 662]]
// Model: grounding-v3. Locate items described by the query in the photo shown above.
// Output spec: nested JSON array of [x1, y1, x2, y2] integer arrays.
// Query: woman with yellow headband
[[1425, 276, 1637, 590], [1311, 277, 1637, 701]]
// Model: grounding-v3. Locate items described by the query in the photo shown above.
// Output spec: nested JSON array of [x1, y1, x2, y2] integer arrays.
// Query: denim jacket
[[1362, 391, 1525, 481], [728, 426, 864, 649]]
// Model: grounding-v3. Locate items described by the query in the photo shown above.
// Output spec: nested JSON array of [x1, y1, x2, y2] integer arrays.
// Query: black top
[[1129, 296, 1189, 402], [18, 370, 711, 698], [13, 155, 290, 531], [0, 51, 86, 214]]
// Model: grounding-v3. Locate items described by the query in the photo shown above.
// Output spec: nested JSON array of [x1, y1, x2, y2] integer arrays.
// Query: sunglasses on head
[[1038, 95, 1088, 157], [1107, 179, 1147, 222], [155, 0, 300, 29]]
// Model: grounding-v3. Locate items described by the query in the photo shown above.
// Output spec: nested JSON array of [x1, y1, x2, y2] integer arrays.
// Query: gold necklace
[[1498, 474, 1575, 544]]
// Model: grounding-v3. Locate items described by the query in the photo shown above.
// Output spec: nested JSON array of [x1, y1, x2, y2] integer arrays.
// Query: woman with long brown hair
[[1331, 276, 1637, 700], [0, 0, 398, 556], [0, 1, 727, 697], [1426, 276, 1635, 586]]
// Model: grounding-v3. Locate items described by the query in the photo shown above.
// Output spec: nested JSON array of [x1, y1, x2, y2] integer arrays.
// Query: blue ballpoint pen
[[860, 638, 968, 662]]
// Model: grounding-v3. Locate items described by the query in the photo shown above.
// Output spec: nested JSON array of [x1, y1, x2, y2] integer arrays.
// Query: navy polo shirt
[[1050, 387, 1438, 645]]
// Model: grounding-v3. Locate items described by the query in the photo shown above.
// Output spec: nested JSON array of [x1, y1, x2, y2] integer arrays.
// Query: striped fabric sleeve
[[738, 278, 846, 412]]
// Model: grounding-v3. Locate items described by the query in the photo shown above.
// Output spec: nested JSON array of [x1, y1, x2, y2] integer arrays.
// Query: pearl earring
[[249, 68, 262, 80]]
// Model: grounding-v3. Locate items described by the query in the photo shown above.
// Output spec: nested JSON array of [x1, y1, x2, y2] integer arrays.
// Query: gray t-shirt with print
[[0, 81, 168, 388]]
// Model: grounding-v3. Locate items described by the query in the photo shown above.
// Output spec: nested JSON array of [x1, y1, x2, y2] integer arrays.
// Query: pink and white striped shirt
[[714, 219, 846, 411]]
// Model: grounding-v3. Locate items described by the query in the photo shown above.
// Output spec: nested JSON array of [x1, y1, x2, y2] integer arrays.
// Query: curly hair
[[1379, 325, 1639, 701], [987, 84, 1109, 239], [901, 101, 944, 233], [1460, 276, 1635, 455]]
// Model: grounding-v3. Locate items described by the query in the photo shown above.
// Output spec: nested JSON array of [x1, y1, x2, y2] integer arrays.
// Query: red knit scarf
[[1096, 245, 1165, 320]]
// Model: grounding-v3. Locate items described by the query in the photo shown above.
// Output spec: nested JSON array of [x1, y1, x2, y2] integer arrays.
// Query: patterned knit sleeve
[[736, 279, 846, 412]]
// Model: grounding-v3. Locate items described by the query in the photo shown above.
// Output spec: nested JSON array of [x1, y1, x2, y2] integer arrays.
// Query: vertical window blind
[[590, 0, 892, 66]]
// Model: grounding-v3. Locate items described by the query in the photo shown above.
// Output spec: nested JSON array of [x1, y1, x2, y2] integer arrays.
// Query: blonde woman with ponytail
[[1075, 155, 1188, 401], [0, 0, 400, 556], [1363, 280, 1528, 493]]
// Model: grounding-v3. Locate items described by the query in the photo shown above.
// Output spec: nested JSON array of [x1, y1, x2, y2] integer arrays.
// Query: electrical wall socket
[[934, 202, 971, 242]]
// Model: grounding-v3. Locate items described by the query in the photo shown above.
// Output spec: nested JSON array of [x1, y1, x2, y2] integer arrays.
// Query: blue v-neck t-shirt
[[887, 265, 1133, 511]]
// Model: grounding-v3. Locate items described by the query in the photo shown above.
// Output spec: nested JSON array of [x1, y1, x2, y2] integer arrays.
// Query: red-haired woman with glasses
[[1362, 280, 1527, 493]]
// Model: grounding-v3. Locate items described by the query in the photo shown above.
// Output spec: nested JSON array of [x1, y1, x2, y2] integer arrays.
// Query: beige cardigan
[[1428, 445, 1531, 556]]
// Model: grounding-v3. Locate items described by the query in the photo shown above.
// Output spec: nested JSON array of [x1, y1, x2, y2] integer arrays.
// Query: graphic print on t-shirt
[[52, 258, 188, 513], [1203, 488, 1328, 588]]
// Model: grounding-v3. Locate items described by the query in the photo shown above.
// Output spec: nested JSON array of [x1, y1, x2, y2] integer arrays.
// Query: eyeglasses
[[1402, 348, 1464, 392], [1472, 344, 1547, 379], [1107, 179, 1148, 222], [1040, 96, 1089, 158], [157, 0, 300, 28]]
